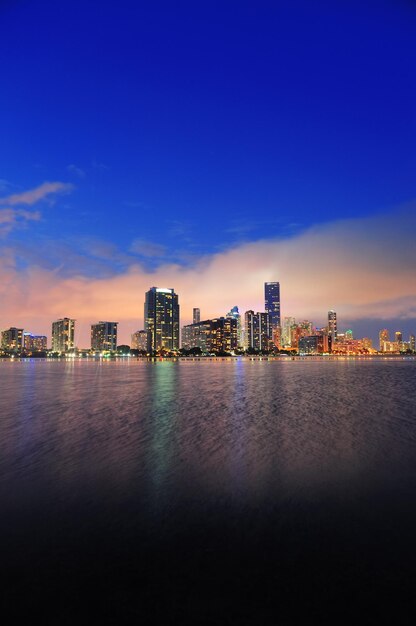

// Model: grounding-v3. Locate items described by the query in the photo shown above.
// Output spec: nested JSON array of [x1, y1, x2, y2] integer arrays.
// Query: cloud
[[0, 181, 73, 206], [67, 164, 86, 178], [0, 208, 41, 236], [130, 238, 167, 258], [0, 207, 415, 345]]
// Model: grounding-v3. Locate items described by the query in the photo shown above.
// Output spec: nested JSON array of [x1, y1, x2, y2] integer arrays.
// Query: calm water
[[1, 359, 416, 624]]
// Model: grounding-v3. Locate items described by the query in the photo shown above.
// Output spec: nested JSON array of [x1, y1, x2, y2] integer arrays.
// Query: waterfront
[[1, 359, 416, 624]]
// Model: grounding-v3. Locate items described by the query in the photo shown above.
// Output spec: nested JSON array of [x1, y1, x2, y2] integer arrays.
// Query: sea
[[1, 357, 416, 624]]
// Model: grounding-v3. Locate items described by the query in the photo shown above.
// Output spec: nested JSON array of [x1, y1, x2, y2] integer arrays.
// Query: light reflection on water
[[1, 359, 416, 622], [1, 359, 415, 508]]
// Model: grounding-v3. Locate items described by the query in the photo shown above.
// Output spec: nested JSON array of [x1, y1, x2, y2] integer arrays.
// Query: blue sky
[[0, 0, 415, 343]]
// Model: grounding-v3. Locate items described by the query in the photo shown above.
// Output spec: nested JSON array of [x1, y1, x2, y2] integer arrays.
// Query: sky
[[0, 0, 415, 346]]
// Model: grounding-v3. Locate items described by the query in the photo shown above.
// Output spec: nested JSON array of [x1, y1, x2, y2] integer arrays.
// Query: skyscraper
[[144, 287, 180, 353], [226, 305, 242, 346], [328, 310, 337, 349], [51, 318, 75, 352], [193, 308, 200, 324], [379, 329, 389, 351], [265, 282, 281, 329], [244, 310, 270, 351], [91, 321, 118, 351]]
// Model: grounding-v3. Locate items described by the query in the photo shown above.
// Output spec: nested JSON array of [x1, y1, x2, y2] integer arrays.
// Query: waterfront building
[[362, 337, 373, 352], [226, 305, 242, 347], [182, 317, 237, 353], [51, 318, 75, 353], [193, 308, 200, 324], [281, 317, 295, 348], [298, 335, 325, 354], [91, 321, 118, 351], [144, 287, 180, 353], [379, 329, 389, 351], [345, 329, 353, 340], [265, 281, 281, 331], [131, 330, 150, 351], [23, 333, 47, 352], [410, 334, 415, 352], [244, 310, 271, 351], [1, 327, 24, 351], [328, 310, 337, 350]]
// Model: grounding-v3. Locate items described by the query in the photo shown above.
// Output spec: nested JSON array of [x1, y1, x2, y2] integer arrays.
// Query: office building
[[226, 305, 242, 346], [1, 327, 24, 351], [91, 321, 118, 351], [281, 317, 295, 348], [131, 330, 150, 351], [298, 335, 325, 354], [52, 318, 75, 352], [144, 287, 180, 353], [379, 329, 389, 352], [193, 308, 200, 324], [244, 310, 271, 351], [265, 282, 281, 329], [328, 310, 337, 350], [23, 333, 47, 352], [182, 317, 237, 353]]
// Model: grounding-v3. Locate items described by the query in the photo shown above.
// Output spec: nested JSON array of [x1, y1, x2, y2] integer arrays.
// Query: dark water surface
[[1, 359, 416, 624]]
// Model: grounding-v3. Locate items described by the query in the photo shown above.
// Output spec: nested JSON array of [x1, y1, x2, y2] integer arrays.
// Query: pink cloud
[[0, 208, 41, 236], [0, 181, 73, 206]]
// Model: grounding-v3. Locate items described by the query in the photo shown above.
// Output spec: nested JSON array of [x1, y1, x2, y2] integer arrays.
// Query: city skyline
[[1, 280, 414, 353], [0, 2, 415, 346]]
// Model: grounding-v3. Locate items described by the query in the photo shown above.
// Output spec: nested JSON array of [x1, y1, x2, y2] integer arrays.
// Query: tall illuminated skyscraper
[[193, 308, 200, 324], [226, 305, 242, 346], [144, 287, 180, 353], [91, 321, 118, 351], [51, 318, 75, 352], [265, 282, 281, 329], [328, 310, 337, 348], [379, 329, 389, 351]]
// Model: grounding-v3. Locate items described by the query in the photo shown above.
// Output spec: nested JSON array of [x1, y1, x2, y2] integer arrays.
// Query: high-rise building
[[410, 334, 415, 352], [379, 329, 389, 352], [193, 308, 200, 324], [91, 321, 118, 351], [144, 287, 180, 353], [265, 282, 281, 329], [131, 330, 150, 352], [51, 318, 75, 353], [23, 333, 47, 352], [226, 306, 242, 346], [1, 327, 24, 351], [244, 311, 270, 351], [298, 335, 325, 354], [281, 317, 295, 347], [328, 310, 337, 349], [181, 317, 237, 353]]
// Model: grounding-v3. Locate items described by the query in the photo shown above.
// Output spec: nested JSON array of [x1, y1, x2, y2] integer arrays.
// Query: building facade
[[328, 310, 337, 350], [131, 329, 150, 351], [51, 318, 75, 352], [265, 282, 281, 330], [182, 317, 237, 353], [226, 305, 242, 347], [1, 327, 24, 351], [23, 333, 47, 352], [244, 310, 271, 351], [192, 308, 200, 324], [144, 287, 180, 353], [91, 321, 118, 351]]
